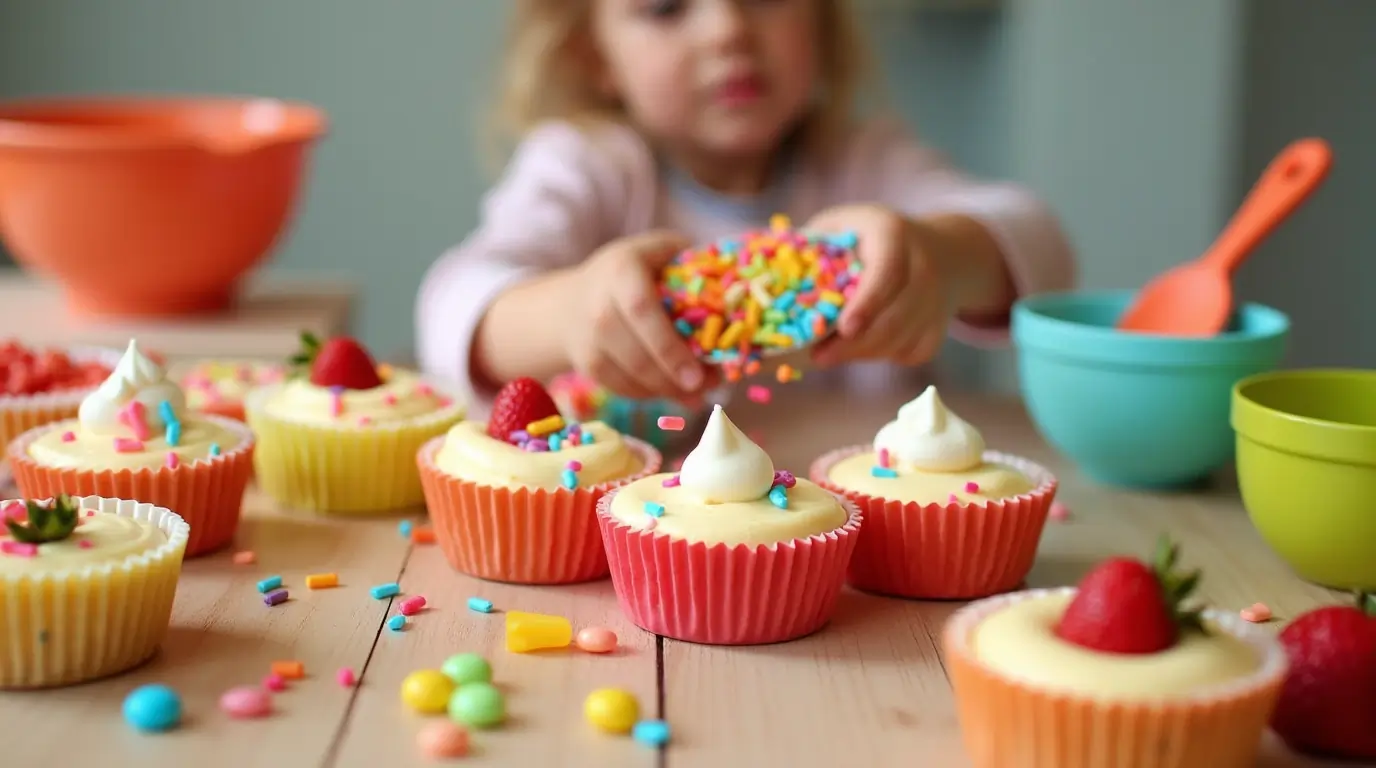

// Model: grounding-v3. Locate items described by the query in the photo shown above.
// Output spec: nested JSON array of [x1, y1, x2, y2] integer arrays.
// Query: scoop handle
[[1203, 138, 1333, 275]]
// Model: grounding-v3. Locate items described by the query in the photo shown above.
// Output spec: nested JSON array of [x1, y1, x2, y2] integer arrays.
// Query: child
[[417, 0, 1076, 413]]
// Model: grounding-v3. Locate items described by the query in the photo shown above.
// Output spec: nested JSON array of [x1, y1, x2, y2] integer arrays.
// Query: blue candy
[[123, 684, 182, 732]]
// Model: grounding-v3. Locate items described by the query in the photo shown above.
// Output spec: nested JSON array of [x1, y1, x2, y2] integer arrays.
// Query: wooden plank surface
[[0, 388, 1351, 767]]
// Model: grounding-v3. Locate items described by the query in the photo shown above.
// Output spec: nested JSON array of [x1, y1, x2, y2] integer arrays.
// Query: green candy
[[448, 682, 506, 729], [441, 653, 492, 686]]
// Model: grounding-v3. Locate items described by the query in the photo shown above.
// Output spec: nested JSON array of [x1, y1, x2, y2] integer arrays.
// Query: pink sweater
[[417, 118, 1077, 412]]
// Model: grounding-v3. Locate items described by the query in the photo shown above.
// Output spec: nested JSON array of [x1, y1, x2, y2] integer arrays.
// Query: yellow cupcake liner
[[0, 495, 189, 689], [245, 382, 466, 515]]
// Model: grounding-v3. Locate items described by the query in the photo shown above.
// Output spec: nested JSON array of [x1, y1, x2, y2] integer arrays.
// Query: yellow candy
[[716, 321, 745, 351], [698, 314, 725, 350], [526, 414, 565, 437], [769, 213, 791, 232], [820, 290, 845, 305], [401, 670, 456, 714], [505, 610, 573, 653], [584, 688, 640, 734]]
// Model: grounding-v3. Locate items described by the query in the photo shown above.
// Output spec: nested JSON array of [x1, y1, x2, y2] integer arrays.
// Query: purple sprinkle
[[264, 590, 289, 607], [509, 430, 530, 442], [525, 439, 549, 452], [662, 475, 681, 488], [772, 470, 796, 489], [566, 423, 582, 436]]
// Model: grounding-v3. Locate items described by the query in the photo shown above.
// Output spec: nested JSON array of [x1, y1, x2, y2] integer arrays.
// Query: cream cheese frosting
[[610, 407, 848, 546], [259, 369, 460, 427], [0, 509, 167, 574], [827, 386, 1035, 503], [434, 420, 642, 489], [181, 360, 285, 411], [26, 340, 241, 471], [874, 385, 984, 472], [971, 591, 1263, 700]]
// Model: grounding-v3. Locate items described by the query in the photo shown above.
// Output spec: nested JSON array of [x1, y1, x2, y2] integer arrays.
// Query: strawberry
[[289, 332, 383, 390], [1270, 592, 1376, 761], [487, 377, 560, 442], [1055, 536, 1204, 654]]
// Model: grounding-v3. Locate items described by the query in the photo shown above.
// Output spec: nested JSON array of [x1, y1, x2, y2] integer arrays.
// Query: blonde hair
[[487, 0, 877, 164]]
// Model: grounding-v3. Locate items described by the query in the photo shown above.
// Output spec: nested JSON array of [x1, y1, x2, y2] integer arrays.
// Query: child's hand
[[564, 231, 715, 402], [804, 205, 954, 368]]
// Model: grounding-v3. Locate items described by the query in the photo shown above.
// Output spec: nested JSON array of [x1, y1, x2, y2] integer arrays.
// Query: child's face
[[592, 0, 820, 161]]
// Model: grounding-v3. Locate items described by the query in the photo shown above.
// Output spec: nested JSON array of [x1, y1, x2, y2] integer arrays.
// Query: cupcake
[[178, 358, 287, 421], [598, 404, 861, 645], [0, 341, 122, 479], [811, 385, 1057, 599], [0, 494, 190, 688], [9, 340, 254, 556], [944, 538, 1287, 767], [245, 333, 465, 515], [418, 377, 660, 584]]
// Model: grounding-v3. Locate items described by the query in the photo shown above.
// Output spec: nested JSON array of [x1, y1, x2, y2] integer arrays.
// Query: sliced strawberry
[[1055, 536, 1204, 654], [487, 378, 561, 442], [289, 332, 383, 390], [1271, 593, 1376, 760]]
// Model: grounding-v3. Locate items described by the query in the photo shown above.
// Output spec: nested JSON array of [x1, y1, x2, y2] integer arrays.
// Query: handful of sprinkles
[[659, 214, 862, 375]]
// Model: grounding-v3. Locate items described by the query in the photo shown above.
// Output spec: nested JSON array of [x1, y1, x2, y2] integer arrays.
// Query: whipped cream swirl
[[678, 404, 775, 503], [78, 340, 188, 437], [874, 385, 985, 472]]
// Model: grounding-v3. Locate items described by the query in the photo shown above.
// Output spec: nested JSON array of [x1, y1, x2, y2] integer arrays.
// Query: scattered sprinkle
[[948, 493, 960, 504], [263, 674, 286, 692], [1, 541, 38, 557], [336, 668, 356, 687], [122, 684, 182, 732], [388, 614, 407, 631], [209, 443, 221, 457], [662, 474, 681, 488], [772, 470, 796, 488], [231, 550, 256, 565], [656, 415, 686, 431], [1241, 602, 1273, 623], [271, 660, 305, 679], [219, 686, 272, 719], [417, 721, 470, 758], [263, 590, 289, 607], [305, 573, 339, 589], [878, 448, 890, 468], [526, 414, 565, 437], [400, 595, 427, 616], [118, 400, 151, 441], [468, 597, 494, 613], [410, 526, 435, 545], [77, 540, 94, 549], [165, 422, 181, 447], [1049, 502, 1071, 522], [964, 481, 980, 494], [113, 437, 144, 453], [565, 460, 583, 471], [560, 468, 579, 490], [643, 502, 665, 518], [398, 520, 413, 538], [60, 431, 75, 443], [576, 626, 618, 654], [370, 582, 401, 600], [871, 466, 898, 479], [746, 385, 772, 404], [633, 719, 673, 747], [768, 485, 789, 509], [256, 575, 283, 593]]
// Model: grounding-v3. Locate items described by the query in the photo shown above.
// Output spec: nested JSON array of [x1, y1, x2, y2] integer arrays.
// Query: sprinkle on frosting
[[677, 405, 775, 504], [873, 385, 986, 472], [79, 340, 187, 438]]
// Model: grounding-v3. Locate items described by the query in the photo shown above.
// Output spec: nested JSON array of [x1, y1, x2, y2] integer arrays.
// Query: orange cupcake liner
[[596, 489, 863, 645], [417, 436, 662, 585], [192, 400, 247, 422], [943, 588, 1288, 768], [0, 345, 125, 481], [810, 446, 1057, 599], [8, 416, 255, 557]]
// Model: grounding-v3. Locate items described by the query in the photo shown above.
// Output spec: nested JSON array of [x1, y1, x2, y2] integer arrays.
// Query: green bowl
[[1231, 369, 1376, 590]]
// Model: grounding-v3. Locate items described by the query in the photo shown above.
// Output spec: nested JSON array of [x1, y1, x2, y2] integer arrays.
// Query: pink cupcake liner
[[596, 488, 863, 645], [418, 436, 661, 585], [811, 447, 1057, 600]]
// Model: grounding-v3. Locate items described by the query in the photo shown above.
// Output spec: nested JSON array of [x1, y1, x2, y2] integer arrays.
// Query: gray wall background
[[0, 0, 1370, 391]]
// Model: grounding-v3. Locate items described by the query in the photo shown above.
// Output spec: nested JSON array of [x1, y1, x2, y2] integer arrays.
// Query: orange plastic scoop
[[1117, 138, 1333, 336]]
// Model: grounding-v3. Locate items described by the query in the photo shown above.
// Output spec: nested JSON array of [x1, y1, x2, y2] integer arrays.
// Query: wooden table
[[0, 388, 1349, 767]]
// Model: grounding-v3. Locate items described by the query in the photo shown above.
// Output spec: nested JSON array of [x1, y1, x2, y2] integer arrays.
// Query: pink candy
[[118, 400, 151, 441], [565, 460, 583, 472], [220, 686, 273, 719], [1049, 502, 1071, 522], [964, 482, 980, 493], [877, 448, 890, 469], [656, 416, 686, 431], [1, 541, 38, 557], [399, 596, 427, 616], [60, 431, 76, 443], [662, 475, 681, 488], [336, 667, 356, 687], [575, 626, 618, 654], [113, 437, 143, 453], [263, 674, 286, 692], [746, 385, 772, 404], [165, 452, 180, 469]]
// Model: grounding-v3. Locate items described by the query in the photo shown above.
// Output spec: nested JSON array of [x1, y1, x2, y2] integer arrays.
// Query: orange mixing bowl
[[0, 96, 327, 316]]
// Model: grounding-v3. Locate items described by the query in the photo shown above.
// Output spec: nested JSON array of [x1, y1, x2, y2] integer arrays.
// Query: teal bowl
[[1012, 290, 1289, 488]]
